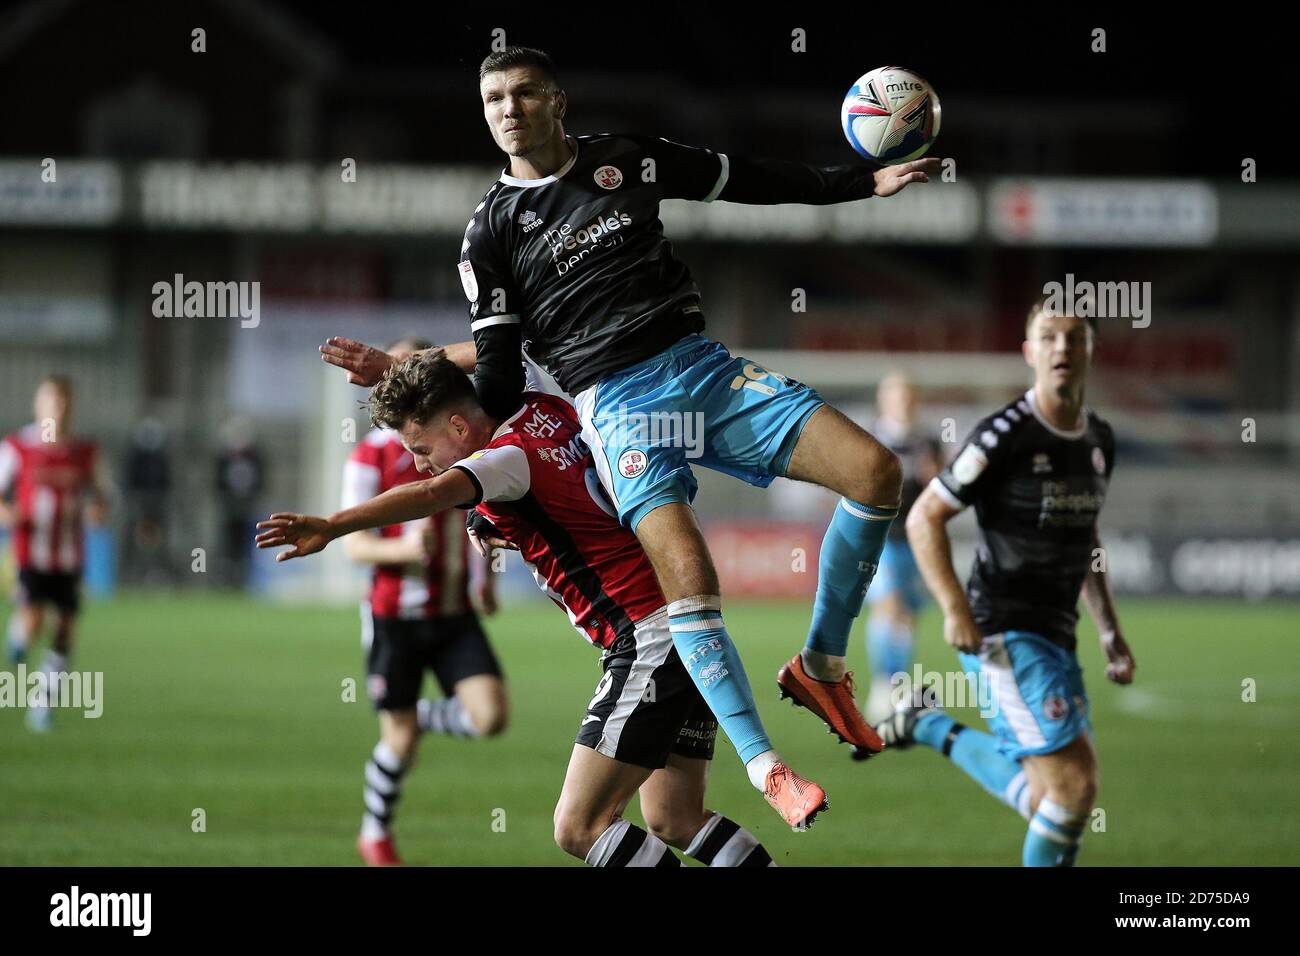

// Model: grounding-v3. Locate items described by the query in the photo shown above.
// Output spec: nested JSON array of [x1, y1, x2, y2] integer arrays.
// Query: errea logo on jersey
[[518, 210, 544, 232], [594, 165, 623, 189]]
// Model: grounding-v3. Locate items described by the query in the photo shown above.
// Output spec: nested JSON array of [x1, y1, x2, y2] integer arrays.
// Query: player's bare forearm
[[257, 471, 477, 562], [342, 531, 424, 566], [1082, 528, 1122, 637], [330, 470, 476, 537], [1084, 526, 1135, 683], [442, 341, 476, 373], [906, 490, 969, 617]]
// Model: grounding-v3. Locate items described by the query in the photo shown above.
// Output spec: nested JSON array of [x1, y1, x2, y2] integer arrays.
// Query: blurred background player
[[885, 299, 1136, 866], [856, 373, 943, 730], [214, 415, 265, 589], [0, 375, 111, 731], [340, 337, 508, 867]]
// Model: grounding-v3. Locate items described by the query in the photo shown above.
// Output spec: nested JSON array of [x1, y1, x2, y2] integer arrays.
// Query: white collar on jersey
[[498, 135, 580, 187], [491, 404, 530, 440], [1024, 387, 1087, 440]]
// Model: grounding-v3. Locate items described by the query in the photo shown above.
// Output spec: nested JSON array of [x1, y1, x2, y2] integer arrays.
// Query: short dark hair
[[1025, 295, 1099, 337], [479, 46, 559, 90], [364, 349, 477, 431]]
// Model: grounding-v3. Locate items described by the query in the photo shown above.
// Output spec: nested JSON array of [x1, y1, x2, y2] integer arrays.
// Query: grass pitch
[[1, 593, 1295, 865]]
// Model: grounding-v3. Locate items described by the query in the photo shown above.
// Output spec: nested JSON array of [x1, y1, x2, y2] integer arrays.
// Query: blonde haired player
[[882, 299, 1135, 866]]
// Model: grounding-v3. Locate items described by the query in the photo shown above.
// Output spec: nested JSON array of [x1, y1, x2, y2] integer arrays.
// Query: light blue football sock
[[913, 713, 1033, 818], [867, 614, 913, 682], [806, 499, 897, 657], [1024, 799, 1086, 866], [667, 596, 772, 765]]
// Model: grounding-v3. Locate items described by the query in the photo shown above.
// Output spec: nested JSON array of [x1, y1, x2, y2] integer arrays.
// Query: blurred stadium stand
[[1, 0, 1296, 602]]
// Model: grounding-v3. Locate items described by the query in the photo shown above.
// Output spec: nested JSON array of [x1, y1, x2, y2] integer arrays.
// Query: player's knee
[[463, 688, 509, 737], [855, 446, 902, 506], [552, 808, 604, 860], [471, 703, 509, 737], [1049, 764, 1097, 811], [641, 808, 690, 848]]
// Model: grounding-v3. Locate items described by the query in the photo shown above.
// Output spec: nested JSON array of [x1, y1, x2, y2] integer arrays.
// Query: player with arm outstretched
[[259, 350, 808, 863], [320, 46, 945, 816], [884, 299, 1135, 867]]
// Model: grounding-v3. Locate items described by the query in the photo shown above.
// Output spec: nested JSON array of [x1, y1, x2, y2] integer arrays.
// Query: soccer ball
[[841, 66, 941, 164]]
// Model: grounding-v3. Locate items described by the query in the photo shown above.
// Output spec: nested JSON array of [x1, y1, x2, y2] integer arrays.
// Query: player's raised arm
[[906, 486, 981, 652], [256, 469, 478, 562], [646, 135, 942, 206], [1082, 523, 1135, 685]]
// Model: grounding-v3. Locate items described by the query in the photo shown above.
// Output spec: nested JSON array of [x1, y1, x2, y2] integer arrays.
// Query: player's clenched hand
[[465, 511, 517, 558], [942, 607, 983, 653], [319, 336, 392, 387], [872, 157, 943, 197], [1101, 630, 1136, 685], [255, 513, 335, 561]]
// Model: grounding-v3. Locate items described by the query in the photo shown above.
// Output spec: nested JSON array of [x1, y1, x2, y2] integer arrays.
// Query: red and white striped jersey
[[451, 393, 665, 650], [342, 428, 472, 620], [0, 425, 98, 573]]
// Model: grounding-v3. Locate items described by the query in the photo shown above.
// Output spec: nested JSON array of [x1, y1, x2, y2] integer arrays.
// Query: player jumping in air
[[341, 337, 508, 867], [0, 376, 111, 732], [258, 350, 791, 863], [884, 299, 1136, 866], [321, 47, 944, 821]]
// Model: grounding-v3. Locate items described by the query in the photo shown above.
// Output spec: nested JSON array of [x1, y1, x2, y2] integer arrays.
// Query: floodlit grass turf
[[1, 593, 1296, 865]]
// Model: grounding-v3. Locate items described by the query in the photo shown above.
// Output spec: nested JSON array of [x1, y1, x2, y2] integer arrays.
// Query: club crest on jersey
[[458, 260, 478, 302], [951, 444, 988, 486], [594, 165, 623, 190], [1092, 447, 1106, 475], [1043, 695, 1069, 721], [618, 449, 647, 478]]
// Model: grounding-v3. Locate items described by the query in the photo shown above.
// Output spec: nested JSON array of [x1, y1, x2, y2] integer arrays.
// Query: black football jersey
[[458, 132, 730, 395], [932, 389, 1116, 650]]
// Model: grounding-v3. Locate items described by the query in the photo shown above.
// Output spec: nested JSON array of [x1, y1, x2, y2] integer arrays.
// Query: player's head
[[33, 374, 73, 434], [385, 335, 433, 363], [876, 372, 916, 426], [1023, 296, 1096, 395], [478, 46, 566, 159], [365, 350, 492, 475]]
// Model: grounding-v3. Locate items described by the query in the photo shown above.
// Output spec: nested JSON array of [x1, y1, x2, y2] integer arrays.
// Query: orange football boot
[[763, 762, 828, 830], [777, 653, 885, 753], [357, 834, 403, 867]]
